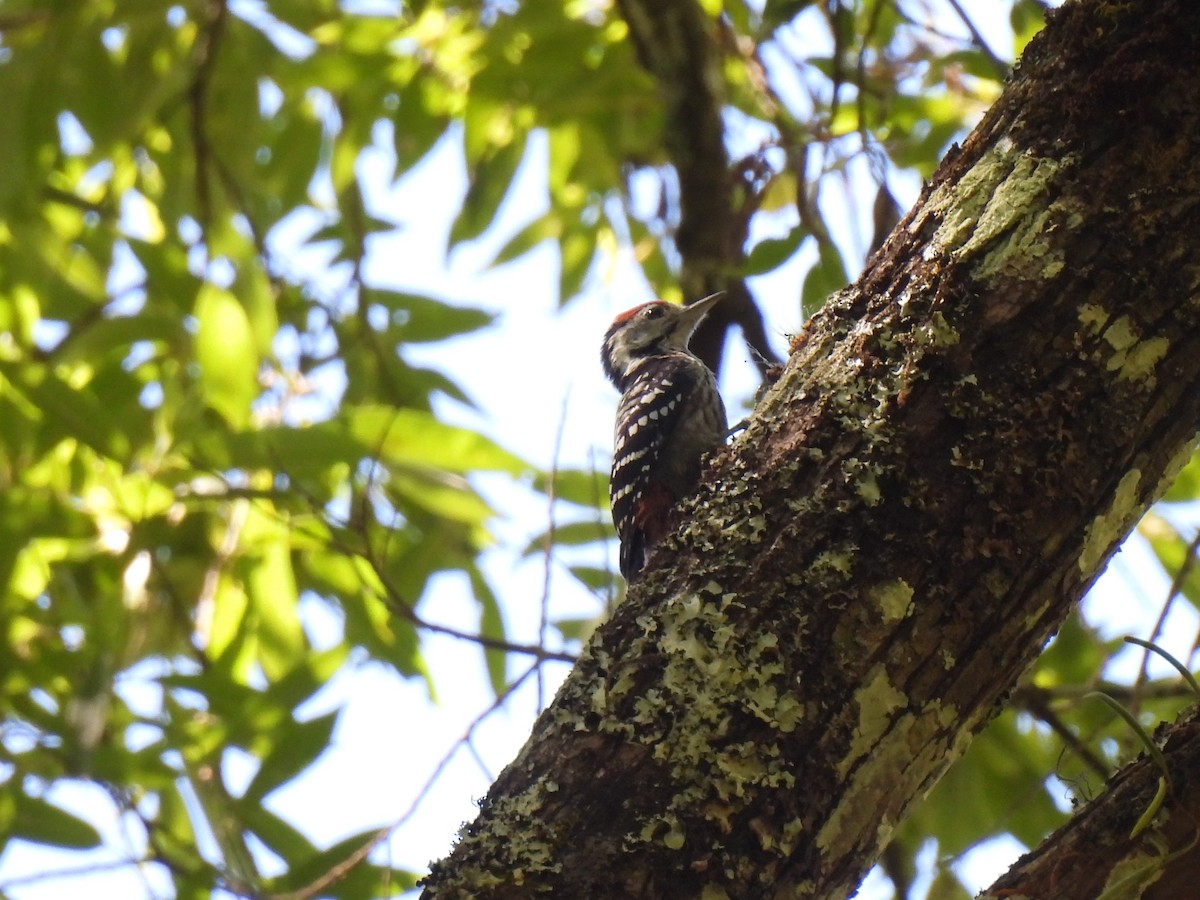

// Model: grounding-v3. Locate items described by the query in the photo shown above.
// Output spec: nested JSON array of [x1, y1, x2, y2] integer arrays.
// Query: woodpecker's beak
[[675, 291, 724, 337]]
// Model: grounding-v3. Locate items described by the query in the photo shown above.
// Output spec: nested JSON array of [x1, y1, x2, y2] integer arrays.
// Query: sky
[[2, 1, 1199, 898]]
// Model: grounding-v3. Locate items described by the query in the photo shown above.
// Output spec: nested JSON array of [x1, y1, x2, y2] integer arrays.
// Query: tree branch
[[981, 706, 1200, 899], [616, 0, 779, 374], [421, 1, 1200, 895]]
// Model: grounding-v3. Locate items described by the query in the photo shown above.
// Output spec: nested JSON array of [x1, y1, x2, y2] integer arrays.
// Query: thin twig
[[377, 590, 576, 663], [1012, 684, 1111, 780], [272, 663, 541, 900], [538, 391, 572, 709], [188, 0, 229, 231], [944, 0, 1009, 79], [0, 858, 150, 891], [1130, 530, 1200, 714]]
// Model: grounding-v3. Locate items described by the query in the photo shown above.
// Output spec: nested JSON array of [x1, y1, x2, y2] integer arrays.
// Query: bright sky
[[3, 2, 1198, 899]]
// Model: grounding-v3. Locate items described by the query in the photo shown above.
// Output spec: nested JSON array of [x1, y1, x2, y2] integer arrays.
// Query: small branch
[[616, 0, 745, 373], [1131, 531, 1200, 713], [1013, 684, 1112, 781], [188, 0, 230, 231], [378, 589, 576, 664], [0, 858, 149, 891], [538, 392, 572, 709], [273, 663, 542, 900]]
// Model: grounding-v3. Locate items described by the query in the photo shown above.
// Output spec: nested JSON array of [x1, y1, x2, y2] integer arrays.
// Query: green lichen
[[870, 579, 914, 624], [917, 142, 1075, 284], [840, 665, 908, 778], [1115, 336, 1169, 384], [913, 310, 961, 351], [1151, 440, 1199, 502], [583, 577, 813, 860], [1103, 315, 1140, 352], [812, 547, 855, 577], [1079, 468, 1142, 574]]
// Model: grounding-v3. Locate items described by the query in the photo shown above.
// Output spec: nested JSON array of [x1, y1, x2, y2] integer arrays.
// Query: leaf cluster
[[0, 1, 1195, 898]]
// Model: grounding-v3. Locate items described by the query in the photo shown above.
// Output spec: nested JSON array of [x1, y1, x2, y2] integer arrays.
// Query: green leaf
[[902, 710, 1063, 856], [242, 507, 306, 681], [567, 565, 614, 592], [266, 827, 420, 895], [800, 239, 849, 320], [243, 711, 339, 803], [0, 361, 130, 459], [532, 468, 609, 510], [193, 284, 259, 429], [1033, 610, 1111, 688], [1140, 513, 1200, 611], [450, 135, 527, 247], [237, 802, 317, 865], [391, 470, 495, 526], [486, 212, 560, 268], [471, 570, 507, 696], [1161, 449, 1200, 501], [742, 225, 807, 277], [553, 613, 602, 643], [369, 290, 496, 343], [348, 406, 528, 475], [8, 794, 102, 849], [522, 519, 612, 557]]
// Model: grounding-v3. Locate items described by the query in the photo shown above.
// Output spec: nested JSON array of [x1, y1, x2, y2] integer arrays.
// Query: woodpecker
[[601, 294, 727, 581]]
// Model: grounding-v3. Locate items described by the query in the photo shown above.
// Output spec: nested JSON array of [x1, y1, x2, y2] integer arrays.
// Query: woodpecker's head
[[601, 293, 722, 387]]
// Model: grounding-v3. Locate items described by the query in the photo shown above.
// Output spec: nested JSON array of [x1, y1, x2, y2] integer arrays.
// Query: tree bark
[[421, 0, 1200, 896], [981, 706, 1200, 900]]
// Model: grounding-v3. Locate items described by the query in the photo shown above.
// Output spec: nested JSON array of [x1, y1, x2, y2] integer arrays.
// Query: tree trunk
[[421, 0, 1200, 896]]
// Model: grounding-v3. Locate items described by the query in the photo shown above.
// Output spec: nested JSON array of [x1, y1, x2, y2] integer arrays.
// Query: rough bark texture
[[982, 706, 1200, 900], [422, 0, 1200, 896]]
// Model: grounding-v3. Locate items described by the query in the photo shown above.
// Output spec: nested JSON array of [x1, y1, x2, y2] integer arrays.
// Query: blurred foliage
[[0, 0, 1195, 897]]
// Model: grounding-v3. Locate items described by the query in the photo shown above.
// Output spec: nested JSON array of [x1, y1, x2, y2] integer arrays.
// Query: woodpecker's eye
[[642, 306, 664, 319]]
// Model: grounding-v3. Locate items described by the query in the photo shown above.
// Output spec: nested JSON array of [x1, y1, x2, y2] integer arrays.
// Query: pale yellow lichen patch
[[917, 143, 1013, 254], [813, 548, 854, 576], [1103, 315, 1139, 352], [772, 694, 804, 733], [875, 817, 895, 851], [1149, 439, 1200, 502], [958, 153, 1060, 257], [913, 310, 961, 350], [701, 885, 731, 900], [870, 579, 914, 624], [855, 471, 882, 504], [745, 513, 768, 541], [915, 142, 1079, 286], [781, 816, 806, 853], [1115, 336, 1168, 383], [982, 568, 1010, 598], [936, 702, 959, 730], [819, 711, 914, 852], [840, 666, 908, 778], [1079, 469, 1142, 574]]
